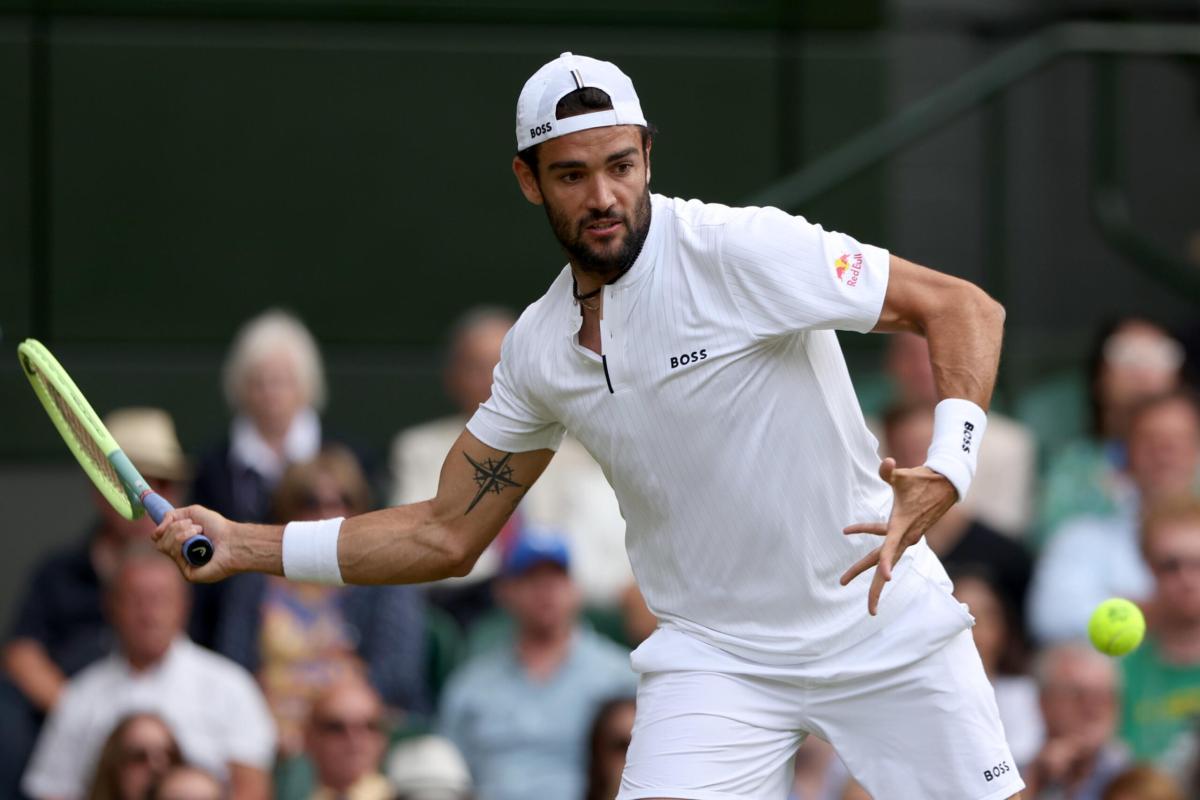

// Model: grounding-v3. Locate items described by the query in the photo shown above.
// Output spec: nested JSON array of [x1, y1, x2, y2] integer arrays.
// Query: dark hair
[[87, 713, 184, 800], [947, 564, 1029, 675], [584, 695, 636, 800], [517, 87, 654, 177]]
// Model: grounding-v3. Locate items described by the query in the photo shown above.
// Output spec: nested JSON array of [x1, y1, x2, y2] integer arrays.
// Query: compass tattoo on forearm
[[463, 451, 524, 514]]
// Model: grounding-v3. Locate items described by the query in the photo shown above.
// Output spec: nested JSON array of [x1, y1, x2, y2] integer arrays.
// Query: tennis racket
[[17, 339, 214, 567]]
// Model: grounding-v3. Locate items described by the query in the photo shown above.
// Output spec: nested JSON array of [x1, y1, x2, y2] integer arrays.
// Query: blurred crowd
[[3, 307, 1199, 800]]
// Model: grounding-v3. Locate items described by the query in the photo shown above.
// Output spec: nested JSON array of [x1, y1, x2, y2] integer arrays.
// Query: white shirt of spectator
[[23, 638, 276, 799], [467, 193, 947, 664]]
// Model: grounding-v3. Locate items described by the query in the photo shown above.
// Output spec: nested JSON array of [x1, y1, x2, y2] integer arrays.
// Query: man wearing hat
[[439, 531, 635, 800], [158, 53, 1017, 799], [0, 408, 188, 797]]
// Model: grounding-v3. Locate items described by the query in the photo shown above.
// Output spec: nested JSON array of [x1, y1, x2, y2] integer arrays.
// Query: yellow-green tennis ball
[[1088, 598, 1146, 656]]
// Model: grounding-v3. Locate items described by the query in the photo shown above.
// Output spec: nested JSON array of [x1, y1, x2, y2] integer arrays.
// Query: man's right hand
[[152, 505, 241, 583]]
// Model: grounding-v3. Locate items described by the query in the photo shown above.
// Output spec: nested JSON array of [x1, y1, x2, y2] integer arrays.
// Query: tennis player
[[157, 53, 1022, 799]]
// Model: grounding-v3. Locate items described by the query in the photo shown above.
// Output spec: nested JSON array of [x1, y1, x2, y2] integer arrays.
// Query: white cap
[[515, 52, 647, 151]]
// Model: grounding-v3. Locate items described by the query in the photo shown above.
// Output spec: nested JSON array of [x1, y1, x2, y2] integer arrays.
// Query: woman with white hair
[[192, 309, 329, 524], [189, 310, 354, 649]]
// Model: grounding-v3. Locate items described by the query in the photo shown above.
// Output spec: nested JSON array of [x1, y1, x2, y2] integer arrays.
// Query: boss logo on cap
[[529, 122, 553, 138]]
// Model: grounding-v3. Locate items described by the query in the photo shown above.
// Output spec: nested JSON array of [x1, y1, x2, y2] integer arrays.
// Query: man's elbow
[[957, 282, 1005, 334], [437, 532, 483, 579]]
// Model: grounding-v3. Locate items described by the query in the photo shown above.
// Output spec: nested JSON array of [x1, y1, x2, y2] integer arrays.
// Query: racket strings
[[37, 371, 124, 498]]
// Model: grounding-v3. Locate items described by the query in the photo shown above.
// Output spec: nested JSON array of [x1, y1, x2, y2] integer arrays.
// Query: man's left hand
[[840, 457, 957, 615]]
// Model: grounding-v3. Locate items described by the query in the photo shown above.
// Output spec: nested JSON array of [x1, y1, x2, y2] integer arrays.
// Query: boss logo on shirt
[[529, 122, 553, 138], [669, 349, 708, 369], [982, 760, 1011, 782], [962, 421, 975, 453]]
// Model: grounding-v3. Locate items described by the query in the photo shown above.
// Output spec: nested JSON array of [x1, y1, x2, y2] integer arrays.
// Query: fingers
[[878, 457, 896, 485], [843, 522, 887, 536], [840, 547, 880, 586], [152, 514, 204, 579]]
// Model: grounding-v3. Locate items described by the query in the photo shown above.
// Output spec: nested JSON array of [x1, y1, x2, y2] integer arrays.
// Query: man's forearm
[[231, 501, 470, 585], [925, 286, 1005, 410]]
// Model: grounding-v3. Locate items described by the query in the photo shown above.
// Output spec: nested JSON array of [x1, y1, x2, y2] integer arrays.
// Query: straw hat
[[103, 407, 189, 482]]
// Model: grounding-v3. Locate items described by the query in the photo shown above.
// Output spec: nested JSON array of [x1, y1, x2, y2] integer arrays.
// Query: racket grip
[[141, 491, 214, 567]]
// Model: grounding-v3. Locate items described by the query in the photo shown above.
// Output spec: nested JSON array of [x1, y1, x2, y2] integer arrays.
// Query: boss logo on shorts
[[982, 760, 1011, 782], [669, 349, 708, 369], [529, 122, 553, 139], [961, 421, 975, 453]]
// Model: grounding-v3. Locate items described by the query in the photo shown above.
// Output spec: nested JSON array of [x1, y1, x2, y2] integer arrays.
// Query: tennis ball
[[1088, 598, 1146, 657]]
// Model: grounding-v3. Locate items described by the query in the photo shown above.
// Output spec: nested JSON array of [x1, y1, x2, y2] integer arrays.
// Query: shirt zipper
[[599, 286, 615, 394]]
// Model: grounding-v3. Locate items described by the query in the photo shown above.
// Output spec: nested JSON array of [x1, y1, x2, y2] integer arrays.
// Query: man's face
[[109, 559, 188, 666], [1147, 520, 1200, 623], [305, 683, 387, 791], [1039, 650, 1118, 747], [499, 561, 580, 635], [241, 348, 307, 437], [885, 332, 936, 406], [1127, 400, 1200, 500], [513, 126, 652, 277]]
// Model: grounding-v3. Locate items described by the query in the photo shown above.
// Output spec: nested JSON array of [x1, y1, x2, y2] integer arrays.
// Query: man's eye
[[561, 172, 583, 184], [613, 162, 634, 175]]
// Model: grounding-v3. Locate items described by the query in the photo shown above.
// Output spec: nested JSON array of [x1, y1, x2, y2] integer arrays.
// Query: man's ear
[[512, 156, 544, 205], [644, 138, 652, 186]]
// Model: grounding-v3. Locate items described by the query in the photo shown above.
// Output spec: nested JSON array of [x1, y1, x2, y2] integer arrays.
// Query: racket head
[[17, 339, 142, 520]]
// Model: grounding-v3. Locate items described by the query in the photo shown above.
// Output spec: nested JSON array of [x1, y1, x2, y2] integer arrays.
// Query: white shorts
[[617, 576, 1025, 800]]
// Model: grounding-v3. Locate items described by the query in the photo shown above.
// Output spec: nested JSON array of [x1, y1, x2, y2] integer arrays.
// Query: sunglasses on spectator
[[313, 716, 387, 736]]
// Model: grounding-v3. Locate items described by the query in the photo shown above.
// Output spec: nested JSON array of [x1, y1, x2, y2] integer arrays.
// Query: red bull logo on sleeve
[[835, 252, 864, 286]]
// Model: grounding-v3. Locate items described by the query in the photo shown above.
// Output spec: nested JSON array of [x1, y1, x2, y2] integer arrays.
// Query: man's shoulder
[[59, 653, 122, 703]]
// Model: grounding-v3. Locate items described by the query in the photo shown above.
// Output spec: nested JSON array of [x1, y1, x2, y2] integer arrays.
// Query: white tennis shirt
[[468, 194, 946, 664]]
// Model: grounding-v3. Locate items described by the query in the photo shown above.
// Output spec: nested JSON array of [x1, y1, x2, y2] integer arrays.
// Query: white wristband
[[923, 398, 988, 501], [282, 517, 345, 585]]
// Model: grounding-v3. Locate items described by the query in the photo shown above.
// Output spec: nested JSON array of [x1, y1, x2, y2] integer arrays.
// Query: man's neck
[[125, 647, 170, 674], [515, 624, 574, 681]]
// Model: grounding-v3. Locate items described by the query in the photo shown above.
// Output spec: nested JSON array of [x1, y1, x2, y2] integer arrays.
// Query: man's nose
[[586, 174, 617, 212]]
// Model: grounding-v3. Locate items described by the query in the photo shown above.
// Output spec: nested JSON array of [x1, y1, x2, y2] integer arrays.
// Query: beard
[[543, 185, 652, 278]]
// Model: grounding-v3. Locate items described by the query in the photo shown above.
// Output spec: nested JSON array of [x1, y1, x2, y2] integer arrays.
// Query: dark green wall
[[1, 4, 888, 459]]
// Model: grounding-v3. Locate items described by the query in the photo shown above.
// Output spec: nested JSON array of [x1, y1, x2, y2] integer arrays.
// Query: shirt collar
[[229, 407, 321, 484], [558, 192, 664, 334]]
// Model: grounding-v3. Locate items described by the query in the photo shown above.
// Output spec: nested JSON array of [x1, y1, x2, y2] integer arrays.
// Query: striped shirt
[[468, 193, 946, 664]]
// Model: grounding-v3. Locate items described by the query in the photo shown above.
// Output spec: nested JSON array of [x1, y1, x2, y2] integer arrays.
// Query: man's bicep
[[432, 429, 554, 542], [872, 254, 972, 334]]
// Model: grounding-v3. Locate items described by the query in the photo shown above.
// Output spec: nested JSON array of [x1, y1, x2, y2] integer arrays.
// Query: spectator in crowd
[[190, 310, 343, 649], [584, 696, 635, 800], [1120, 496, 1200, 763], [951, 568, 1043, 766], [0, 408, 188, 799], [883, 401, 1033, 623], [439, 531, 636, 800], [209, 446, 428, 756], [303, 677, 391, 800], [86, 713, 184, 800], [193, 309, 330, 523], [881, 330, 1036, 538], [389, 306, 631, 625], [1022, 642, 1128, 799], [192, 310, 376, 651], [148, 766, 224, 800], [22, 548, 275, 800], [1029, 391, 1200, 643], [1039, 318, 1185, 545], [385, 735, 473, 800], [1101, 766, 1185, 800]]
